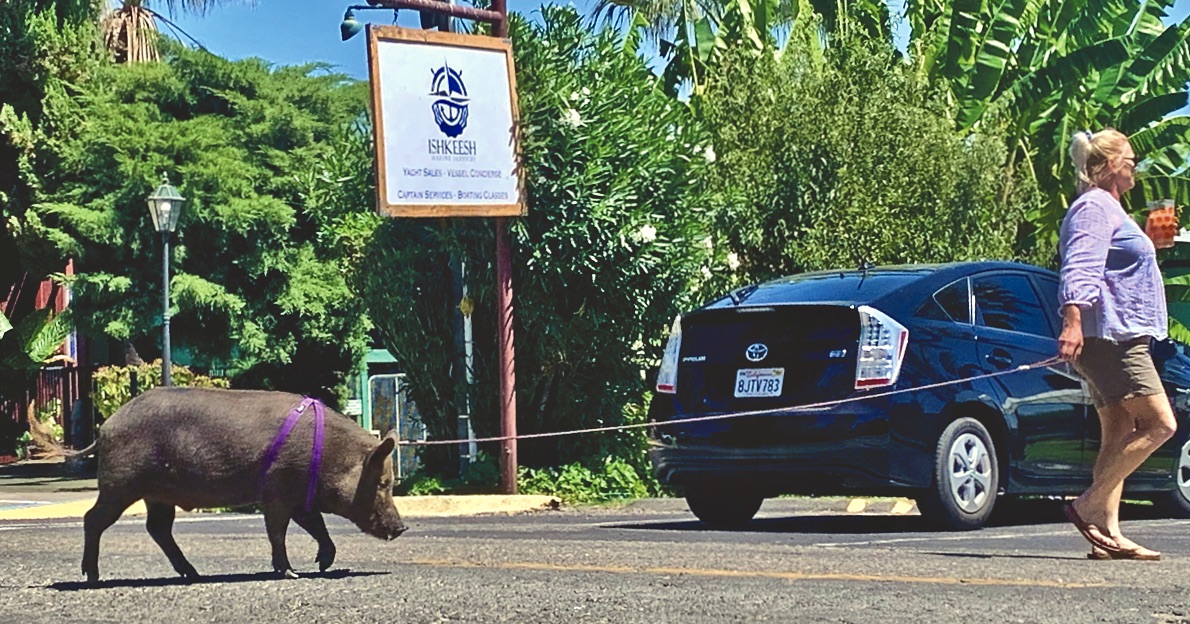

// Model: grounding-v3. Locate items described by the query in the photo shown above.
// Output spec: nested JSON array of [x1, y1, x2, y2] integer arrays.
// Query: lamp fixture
[[340, 5, 399, 41], [340, 8, 363, 41]]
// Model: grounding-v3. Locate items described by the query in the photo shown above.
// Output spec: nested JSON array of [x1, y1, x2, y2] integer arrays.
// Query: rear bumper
[[649, 395, 934, 495]]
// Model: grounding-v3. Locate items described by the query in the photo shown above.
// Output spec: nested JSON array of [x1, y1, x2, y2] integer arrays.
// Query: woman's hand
[[1058, 325, 1083, 362], [1059, 304, 1084, 362]]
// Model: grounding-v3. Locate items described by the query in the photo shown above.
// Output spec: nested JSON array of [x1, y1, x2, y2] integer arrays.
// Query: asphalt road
[[2, 498, 1189, 624]]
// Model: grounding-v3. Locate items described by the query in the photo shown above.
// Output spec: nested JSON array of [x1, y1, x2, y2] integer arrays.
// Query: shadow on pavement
[[917, 551, 1083, 562], [0, 458, 97, 493], [604, 515, 929, 534], [987, 498, 1170, 528], [604, 500, 1169, 534], [46, 569, 390, 591]]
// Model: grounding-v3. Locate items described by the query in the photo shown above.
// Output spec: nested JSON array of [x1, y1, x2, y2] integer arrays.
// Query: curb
[[0, 495, 561, 522], [843, 498, 919, 515], [398, 495, 561, 517]]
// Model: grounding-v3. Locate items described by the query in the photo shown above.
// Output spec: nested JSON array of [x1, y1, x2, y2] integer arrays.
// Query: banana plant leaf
[[0, 309, 73, 371]]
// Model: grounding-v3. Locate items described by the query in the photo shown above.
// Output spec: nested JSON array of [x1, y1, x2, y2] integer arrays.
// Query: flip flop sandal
[[1089, 544, 1162, 561], [1063, 503, 1122, 554]]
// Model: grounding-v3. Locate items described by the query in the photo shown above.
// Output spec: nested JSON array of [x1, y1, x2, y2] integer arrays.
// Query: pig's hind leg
[[263, 504, 298, 578], [82, 493, 137, 583], [293, 511, 336, 572], [145, 501, 200, 580]]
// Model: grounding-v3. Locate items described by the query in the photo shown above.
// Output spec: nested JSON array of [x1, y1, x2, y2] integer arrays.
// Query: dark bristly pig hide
[[79, 387, 407, 583]]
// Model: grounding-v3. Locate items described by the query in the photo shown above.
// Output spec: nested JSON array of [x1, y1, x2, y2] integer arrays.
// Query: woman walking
[[1058, 128, 1177, 561]]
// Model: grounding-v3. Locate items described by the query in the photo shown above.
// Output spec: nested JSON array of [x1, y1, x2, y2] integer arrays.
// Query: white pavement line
[[0, 499, 53, 505]]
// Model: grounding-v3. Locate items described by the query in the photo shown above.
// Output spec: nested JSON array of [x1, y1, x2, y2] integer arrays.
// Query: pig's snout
[[388, 525, 408, 540]]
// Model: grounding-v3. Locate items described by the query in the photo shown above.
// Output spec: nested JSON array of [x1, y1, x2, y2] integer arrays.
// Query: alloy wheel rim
[[1177, 439, 1190, 502], [948, 432, 992, 513]]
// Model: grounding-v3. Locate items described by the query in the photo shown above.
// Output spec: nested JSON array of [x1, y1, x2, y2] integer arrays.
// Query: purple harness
[[261, 397, 325, 513]]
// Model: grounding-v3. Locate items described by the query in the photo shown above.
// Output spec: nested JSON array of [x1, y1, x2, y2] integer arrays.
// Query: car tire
[[685, 492, 764, 529], [1155, 436, 1190, 518], [916, 417, 999, 531]]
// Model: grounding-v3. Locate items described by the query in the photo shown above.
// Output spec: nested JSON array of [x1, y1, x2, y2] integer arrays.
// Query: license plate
[[734, 368, 785, 398]]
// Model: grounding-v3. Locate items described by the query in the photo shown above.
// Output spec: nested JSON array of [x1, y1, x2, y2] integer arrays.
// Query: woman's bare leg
[[1074, 393, 1176, 536]]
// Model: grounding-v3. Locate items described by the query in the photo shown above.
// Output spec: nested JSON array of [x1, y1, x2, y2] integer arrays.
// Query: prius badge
[[745, 343, 769, 362]]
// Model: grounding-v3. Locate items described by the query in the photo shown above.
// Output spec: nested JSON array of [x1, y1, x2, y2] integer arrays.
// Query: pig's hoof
[[277, 569, 299, 580], [315, 551, 336, 572]]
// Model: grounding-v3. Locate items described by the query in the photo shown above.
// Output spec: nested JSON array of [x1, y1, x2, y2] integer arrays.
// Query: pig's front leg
[[262, 505, 297, 579], [293, 511, 336, 572]]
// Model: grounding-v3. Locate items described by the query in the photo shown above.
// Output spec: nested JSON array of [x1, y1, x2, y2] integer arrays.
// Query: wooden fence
[[0, 364, 94, 451]]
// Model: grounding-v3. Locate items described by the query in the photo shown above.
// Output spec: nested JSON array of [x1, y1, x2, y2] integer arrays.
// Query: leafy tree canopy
[[901, 0, 1190, 248], [7, 40, 378, 402], [698, 25, 1044, 287], [358, 5, 716, 470], [1, 0, 103, 286]]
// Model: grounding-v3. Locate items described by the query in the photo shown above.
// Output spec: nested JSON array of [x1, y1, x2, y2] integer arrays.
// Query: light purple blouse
[[1058, 188, 1167, 341]]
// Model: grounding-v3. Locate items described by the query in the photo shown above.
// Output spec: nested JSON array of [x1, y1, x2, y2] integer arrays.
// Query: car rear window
[[917, 277, 970, 324]]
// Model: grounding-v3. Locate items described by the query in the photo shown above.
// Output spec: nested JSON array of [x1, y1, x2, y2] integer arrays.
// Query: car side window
[[1031, 275, 1062, 339], [916, 277, 971, 324], [973, 274, 1051, 337]]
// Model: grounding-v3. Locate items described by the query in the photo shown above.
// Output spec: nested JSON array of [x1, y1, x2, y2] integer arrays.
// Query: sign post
[[366, 13, 521, 493]]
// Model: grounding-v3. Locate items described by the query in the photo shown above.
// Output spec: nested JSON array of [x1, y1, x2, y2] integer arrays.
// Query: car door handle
[[985, 349, 1013, 370]]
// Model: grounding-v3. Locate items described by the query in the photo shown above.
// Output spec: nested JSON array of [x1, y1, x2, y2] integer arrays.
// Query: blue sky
[[169, 0, 1190, 81], [167, 0, 599, 80]]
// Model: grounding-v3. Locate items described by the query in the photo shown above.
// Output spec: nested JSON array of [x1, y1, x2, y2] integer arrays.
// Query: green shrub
[[518, 456, 653, 504], [359, 5, 715, 474], [92, 361, 230, 421], [15, 432, 32, 460], [397, 473, 448, 496], [698, 27, 1042, 291], [395, 449, 500, 495]]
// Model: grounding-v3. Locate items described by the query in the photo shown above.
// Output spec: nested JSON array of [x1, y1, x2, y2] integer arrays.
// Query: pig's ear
[[367, 431, 397, 467]]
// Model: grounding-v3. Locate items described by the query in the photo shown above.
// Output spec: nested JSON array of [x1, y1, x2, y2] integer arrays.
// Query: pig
[[78, 387, 407, 583]]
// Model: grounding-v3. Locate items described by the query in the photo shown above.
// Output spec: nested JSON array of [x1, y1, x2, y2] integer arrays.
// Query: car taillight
[[855, 305, 908, 390], [656, 315, 682, 394]]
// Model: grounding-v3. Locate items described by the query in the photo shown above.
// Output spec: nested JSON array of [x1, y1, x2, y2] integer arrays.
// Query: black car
[[649, 261, 1190, 530]]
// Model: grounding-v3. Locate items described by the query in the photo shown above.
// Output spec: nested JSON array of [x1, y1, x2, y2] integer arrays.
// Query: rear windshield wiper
[[729, 284, 758, 306]]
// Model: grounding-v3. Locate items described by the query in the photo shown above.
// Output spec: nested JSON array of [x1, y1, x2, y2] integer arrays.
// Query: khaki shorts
[[1073, 337, 1165, 408]]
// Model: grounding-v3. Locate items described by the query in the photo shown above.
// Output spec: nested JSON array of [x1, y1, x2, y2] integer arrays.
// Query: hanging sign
[[367, 26, 524, 217]]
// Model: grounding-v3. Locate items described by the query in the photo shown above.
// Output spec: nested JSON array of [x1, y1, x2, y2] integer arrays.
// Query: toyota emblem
[[745, 343, 769, 362]]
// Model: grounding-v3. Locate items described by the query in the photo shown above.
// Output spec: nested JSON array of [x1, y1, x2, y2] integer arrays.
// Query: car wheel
[[916, 417, 999, 530], [685, 492, 764, 529], [1155, 436, 1190, 518]]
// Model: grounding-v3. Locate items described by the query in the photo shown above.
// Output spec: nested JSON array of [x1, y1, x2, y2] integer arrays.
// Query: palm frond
[[0, 309, 73, 370], [1118, 92, 1190, 132], [102, 3, 161, 63], [24, 310, 74, 365], [992, 37, 1129, 128], [955, 0, 1046, 127], [1128, 115, 1190, 156], [1130, 171, 1190, 209]]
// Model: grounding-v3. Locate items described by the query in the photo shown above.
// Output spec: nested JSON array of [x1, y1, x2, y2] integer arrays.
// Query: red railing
[[1, 364, 90, 449]]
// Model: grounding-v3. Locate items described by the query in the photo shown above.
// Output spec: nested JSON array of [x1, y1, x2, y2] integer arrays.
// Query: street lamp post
[[146, 174, 184, 387]]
